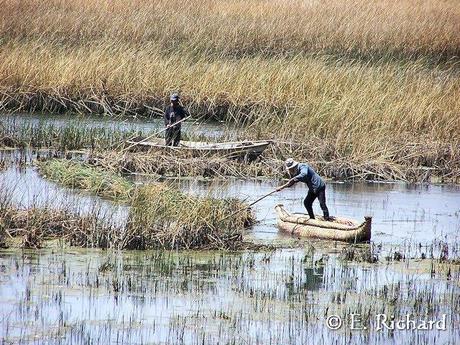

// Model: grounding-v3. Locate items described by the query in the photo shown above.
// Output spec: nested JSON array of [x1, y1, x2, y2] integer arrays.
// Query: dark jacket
[[164, 105, 187, 129], [292, 163, 325, 194]]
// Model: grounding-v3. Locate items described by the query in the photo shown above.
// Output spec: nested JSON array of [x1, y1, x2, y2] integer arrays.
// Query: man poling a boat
[[164, 92, 189, 146], [276, 158, 332, 221]]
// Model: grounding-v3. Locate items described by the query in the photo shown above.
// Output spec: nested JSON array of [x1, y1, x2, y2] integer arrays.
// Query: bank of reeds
[[1, 0, 459, 184], [31, 159, 255, 249], [92, 140, 460, 183]]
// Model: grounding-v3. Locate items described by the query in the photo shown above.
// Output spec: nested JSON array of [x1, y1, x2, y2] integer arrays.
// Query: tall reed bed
[[0, 0, 459, 180], [2, 0, 459, 59]]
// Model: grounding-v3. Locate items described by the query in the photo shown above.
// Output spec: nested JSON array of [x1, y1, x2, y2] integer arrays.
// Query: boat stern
[[362, 216, 372, 242]]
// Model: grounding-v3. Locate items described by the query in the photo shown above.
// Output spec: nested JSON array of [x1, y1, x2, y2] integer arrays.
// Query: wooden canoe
[[275, 204, 371, 243], [126, 138, 271, 160]]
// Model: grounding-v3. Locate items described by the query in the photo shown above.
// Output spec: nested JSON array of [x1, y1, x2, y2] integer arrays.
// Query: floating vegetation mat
[[38, 159, 134, 201]]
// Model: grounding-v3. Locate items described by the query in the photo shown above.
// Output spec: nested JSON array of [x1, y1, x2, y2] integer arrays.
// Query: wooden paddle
[[121, 115, 191, 153]]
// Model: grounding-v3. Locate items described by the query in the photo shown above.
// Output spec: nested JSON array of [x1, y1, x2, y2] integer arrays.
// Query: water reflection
[[0, 249, 457, 344]]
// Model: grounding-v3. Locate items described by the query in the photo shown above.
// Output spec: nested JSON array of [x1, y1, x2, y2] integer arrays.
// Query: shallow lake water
[[0, 247, 458, 344], [1, 162, 459, 249], [0, 139, 459, 344]]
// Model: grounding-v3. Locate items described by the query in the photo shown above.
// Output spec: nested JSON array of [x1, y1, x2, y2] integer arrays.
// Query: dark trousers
[[165, 127, 181, 146], [304, 186, 329, 219]]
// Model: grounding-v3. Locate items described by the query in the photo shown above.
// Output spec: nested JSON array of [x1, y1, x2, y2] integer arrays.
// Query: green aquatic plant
[[0, 119, 141, 150], [38, 159, 134, 201]]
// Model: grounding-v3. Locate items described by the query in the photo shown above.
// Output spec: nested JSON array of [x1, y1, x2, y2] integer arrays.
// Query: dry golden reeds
[[0, 0, 459, 182]]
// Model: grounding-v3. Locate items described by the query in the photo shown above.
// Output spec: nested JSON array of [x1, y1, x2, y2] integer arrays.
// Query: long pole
[[121, 115, 191, 153], [219, 189, 279, 223]]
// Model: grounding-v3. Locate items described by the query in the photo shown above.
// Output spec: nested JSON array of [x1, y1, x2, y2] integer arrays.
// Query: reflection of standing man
[[164, 93, 188, 146]]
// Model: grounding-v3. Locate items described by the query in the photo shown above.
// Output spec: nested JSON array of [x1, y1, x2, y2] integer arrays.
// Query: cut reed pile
[[32, 159, 255, 249], [92, 150, 281, 179]]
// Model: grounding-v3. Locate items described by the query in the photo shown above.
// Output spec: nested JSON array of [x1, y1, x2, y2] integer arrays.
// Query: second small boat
[[275, 204, 372, 243], [126, 138, 271, 160]]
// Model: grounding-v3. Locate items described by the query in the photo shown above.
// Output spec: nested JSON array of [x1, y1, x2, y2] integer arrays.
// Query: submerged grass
[[1, 248, 458, 344]]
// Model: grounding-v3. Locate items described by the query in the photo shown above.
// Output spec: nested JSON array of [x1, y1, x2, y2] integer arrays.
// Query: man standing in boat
[[164, 93, 188, 146], [276, 158, 331, 221]]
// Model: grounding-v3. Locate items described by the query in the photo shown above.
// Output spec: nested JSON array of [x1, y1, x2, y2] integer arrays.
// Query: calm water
[[1, 133, 459, 344], [0, 248, 458, 344], [170, 178, 460, 246]]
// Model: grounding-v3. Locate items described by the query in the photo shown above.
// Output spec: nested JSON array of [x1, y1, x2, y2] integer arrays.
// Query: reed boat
[[126, 138, 271, 160], [275, 204, 371, 243]]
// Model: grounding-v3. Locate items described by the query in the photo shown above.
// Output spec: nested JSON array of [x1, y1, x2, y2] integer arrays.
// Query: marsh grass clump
[[125, 184, 255, 250], [38, 159, 134, 201], [0, 195, 254, 250], [0, 206, 116, 249], [35, 158, 255, 249]]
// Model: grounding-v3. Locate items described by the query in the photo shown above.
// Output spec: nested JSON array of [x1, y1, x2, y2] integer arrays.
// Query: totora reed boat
[[275, 204, 372, 243]]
